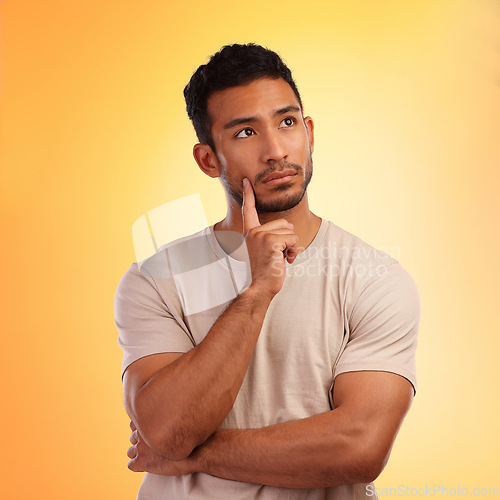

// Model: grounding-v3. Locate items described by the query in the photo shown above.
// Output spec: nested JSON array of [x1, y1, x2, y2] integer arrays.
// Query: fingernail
[[289, 223, 294, 229], [243, 178, 248, 187]]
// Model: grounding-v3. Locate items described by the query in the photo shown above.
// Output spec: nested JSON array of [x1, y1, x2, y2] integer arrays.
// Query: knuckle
[[272, 241, 284, 252], [251, 230, 264, 243]]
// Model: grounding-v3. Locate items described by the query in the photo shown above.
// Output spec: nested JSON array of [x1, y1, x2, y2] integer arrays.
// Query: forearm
[[128, 373, 410, 487], [187, 409, 382, 488], [133, 285, 273, 459]]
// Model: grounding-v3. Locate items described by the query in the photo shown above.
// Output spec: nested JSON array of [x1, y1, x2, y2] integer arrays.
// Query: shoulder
[[115, 226, 213, 307], [322, 220, 397, 268], [320, 220, 419, 318]]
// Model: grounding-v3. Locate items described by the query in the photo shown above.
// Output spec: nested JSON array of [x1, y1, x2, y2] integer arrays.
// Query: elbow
[[359, 458, 385, 484], [323, 452, 385, 487], [355, 447, 390, 484], [340, 456, 384, 486], [146, 426, 197, 461], [333, 434, 390, 485], [132, 397, 198, 461]]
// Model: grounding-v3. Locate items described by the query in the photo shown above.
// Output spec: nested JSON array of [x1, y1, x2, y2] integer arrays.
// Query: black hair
[[183, 43, 302, 152]]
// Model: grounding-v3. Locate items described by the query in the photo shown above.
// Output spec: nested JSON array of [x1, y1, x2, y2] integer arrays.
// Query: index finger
[[242, 178, 261, 233]]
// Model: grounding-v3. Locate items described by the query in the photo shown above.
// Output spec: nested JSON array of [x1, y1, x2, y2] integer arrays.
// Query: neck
[[214, 193, 322, 252]]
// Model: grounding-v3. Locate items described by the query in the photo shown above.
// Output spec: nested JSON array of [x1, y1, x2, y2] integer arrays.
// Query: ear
[[304, 116, 314, 154], [193, 143, 221, 178]]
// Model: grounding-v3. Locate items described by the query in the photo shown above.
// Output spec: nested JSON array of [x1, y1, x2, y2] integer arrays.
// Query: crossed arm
[[125, 347, 413, 488]]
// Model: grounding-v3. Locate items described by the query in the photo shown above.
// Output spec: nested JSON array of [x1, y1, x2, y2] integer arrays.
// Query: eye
[[235, 127, 255, 138], [280, 116, 296, 128]]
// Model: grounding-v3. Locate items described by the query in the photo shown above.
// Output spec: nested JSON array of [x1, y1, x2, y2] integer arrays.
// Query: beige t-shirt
[[115, 219, 420, 499]]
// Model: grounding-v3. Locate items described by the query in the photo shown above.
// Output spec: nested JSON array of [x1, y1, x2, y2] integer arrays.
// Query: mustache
[[254, 161, 303, 184]]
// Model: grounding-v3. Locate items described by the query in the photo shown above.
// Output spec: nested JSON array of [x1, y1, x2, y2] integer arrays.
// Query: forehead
[[207, 77, 301, 128]]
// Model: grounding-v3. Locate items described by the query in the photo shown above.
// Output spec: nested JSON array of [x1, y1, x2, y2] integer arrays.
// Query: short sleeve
[[334, 262, 420, 393], [114, 263, 195, 378]]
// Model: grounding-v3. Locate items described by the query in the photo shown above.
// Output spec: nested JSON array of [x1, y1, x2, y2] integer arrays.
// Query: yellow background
[[1, 0, 499, 498]]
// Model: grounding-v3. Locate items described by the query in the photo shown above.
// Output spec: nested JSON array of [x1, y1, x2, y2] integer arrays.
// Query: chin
[[255, 184, 306, 213]]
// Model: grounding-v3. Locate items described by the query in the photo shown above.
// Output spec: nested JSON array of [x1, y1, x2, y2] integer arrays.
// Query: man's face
[[207, 77, 314, 213]]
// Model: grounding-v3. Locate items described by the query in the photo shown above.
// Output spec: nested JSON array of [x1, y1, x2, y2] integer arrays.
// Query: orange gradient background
[[1, 0, 499, 498]]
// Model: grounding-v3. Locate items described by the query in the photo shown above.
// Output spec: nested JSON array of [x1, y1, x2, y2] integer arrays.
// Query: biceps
[[123, 352, 184, 420], [333, 371, 414, 452]]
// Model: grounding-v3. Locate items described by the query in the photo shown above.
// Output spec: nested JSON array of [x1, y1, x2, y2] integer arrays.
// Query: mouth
[[261, 169, 297, 187]]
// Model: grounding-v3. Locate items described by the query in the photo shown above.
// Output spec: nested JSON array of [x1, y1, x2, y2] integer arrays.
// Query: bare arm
[[128, 370, 413, 487], [124, 287, 272, 460], [123, 179, 299, 460]]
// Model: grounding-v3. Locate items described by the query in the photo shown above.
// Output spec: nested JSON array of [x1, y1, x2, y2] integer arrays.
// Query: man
[[115, 43, 420, 499]]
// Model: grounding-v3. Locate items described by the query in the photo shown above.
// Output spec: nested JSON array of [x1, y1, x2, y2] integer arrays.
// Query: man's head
[[185, 44, 314, 216], [184, 43, 303, 153]]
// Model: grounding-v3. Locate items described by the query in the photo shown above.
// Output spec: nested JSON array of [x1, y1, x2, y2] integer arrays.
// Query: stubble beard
[[220, 153, 313, 214]]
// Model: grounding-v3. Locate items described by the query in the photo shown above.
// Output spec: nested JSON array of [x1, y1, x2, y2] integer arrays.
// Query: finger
[[283, 240, 300, 264], [127, 445, 137, 459], [269, 234, 300, 255], [284, 244, 300, 264], [242, 178, 260, 234], [130, 421, 137, 431], [130, 430, 139, 445], [252, 227, 295, 236], [251, 219, 294, 234], [128, 458, 139, 472], [284, 234, 301, 264]]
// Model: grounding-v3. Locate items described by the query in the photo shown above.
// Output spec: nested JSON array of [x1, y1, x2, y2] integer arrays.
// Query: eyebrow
[[223, 105, 301, 130]]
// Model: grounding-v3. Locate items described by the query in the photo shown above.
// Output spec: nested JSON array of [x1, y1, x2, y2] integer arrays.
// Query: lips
[[261, 169, 297, 184]]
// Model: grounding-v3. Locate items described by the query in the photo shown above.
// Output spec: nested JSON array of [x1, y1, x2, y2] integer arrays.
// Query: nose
[[261, 129, 288, 164]]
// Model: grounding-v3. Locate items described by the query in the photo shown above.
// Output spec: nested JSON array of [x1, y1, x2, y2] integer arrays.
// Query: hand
[[242, 178, 299, 298], [127, 421, 192, 476]]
